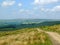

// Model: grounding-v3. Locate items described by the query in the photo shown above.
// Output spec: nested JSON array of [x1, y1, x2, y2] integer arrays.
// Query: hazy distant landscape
[[0, 19, 60, 31]]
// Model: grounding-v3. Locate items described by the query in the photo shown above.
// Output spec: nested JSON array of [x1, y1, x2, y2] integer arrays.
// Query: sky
[[0, 0, 60, 19]]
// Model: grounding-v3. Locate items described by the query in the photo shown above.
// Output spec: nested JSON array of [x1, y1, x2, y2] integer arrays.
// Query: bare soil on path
[[36, 28, 60, 45]]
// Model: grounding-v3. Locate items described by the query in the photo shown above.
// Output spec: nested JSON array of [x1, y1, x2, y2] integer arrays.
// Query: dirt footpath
[[46, 32, 60, 45], [37, 28, 60, 45]]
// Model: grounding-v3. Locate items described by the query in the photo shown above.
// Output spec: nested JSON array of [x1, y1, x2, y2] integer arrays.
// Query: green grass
[[0, 28, 52, 45], [40, 24, 60, 34]]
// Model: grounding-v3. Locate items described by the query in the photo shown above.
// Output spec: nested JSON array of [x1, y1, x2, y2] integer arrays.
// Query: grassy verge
[[40, 24, 60, 34], [0, 28, 52, 45]]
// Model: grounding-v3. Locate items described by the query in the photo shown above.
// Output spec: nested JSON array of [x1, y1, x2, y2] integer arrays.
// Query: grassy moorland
[[0, 28, 52, 45], [40, 24, 60, 34]]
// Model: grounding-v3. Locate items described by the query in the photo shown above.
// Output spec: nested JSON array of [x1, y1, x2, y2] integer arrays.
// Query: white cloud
[[33, 0, 59, 5], [1, 1, 15, 7], [18, 3, 22, 7], [38, 5, 60, 12], [41, 8, 45, 11], [19, 9, 34, 15], [19, 9, 30, 13], [19, 9, 25, 13], [51, 5, 60, 11], [33, 7, 38, 10], [19, 9, 29, 14]]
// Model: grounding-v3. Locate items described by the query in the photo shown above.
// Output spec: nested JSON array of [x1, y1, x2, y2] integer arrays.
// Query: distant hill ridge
[[0, 19, 60, 31]]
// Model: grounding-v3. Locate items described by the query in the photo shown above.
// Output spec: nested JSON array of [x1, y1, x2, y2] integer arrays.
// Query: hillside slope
[[0, 28, 52, 45]]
